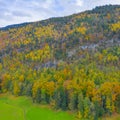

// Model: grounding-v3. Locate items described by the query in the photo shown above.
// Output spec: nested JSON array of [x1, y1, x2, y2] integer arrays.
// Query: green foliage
[[0, 5, 120, 119], [69, 93, 78, 111]]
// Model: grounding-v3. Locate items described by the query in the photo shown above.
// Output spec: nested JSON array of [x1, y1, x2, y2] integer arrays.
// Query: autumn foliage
[[0, 5, 120, 119]]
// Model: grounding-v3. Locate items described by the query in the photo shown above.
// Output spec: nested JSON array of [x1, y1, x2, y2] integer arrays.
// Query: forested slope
[[0, 5, 120, 119]]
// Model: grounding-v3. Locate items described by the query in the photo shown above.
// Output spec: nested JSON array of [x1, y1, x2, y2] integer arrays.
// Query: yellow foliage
[[19, 75, 24, 82], [110, 22, 120, 32], [0, 63, 2, 70], [13, 82, 20, 96], [76, 27, 87, 35], [45, 81, 55, 96], [25, 44, 51, 62]]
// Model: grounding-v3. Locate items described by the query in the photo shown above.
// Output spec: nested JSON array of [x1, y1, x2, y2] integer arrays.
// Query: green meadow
[[0, 94, 75, 120], [0, 94, 120, 120]]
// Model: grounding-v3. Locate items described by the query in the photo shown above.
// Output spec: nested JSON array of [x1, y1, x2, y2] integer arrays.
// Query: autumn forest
[[0, 5, 120, 120]]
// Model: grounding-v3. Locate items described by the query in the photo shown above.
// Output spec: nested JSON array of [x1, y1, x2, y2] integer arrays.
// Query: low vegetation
[[0, 94, 75, 120]]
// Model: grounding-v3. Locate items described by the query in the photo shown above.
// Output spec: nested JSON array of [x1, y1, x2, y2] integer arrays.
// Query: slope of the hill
[[0, 5, 120, 120], [0, 5, 120, 65]]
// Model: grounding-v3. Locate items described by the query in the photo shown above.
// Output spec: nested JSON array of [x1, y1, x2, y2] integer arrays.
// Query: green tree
[[69, 92, 78, 111]]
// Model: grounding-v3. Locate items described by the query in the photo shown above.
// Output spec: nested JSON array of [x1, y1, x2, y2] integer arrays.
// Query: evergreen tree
[[69, 92, 78, 111], [61, 89, 68, 110], [36, 88, 41, 103], [77, 93, 84, 118], [54, 89, 62, 109]]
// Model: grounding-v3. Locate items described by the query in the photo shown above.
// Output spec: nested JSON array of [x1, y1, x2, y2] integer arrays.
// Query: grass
[[0, 94, 75, 120], [0, 93, 120, 120], [0, 101, 24, 120]]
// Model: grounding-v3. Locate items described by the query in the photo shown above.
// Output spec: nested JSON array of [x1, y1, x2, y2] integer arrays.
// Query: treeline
[[0, 46, 120, 119]]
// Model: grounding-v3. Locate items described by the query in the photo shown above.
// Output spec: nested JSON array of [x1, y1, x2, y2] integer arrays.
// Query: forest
[[0, 5, 120, 120]]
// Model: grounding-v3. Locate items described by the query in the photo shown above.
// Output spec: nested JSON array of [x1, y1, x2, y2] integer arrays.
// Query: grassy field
[[0, 94, 75, 120], [0, 94, 120, 120]]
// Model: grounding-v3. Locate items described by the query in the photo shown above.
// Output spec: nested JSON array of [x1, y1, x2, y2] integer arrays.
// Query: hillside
[[0, 5, 120, 119]]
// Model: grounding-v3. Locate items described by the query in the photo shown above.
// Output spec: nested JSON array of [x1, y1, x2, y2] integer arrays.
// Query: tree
[[61, 89, 68, 110], [83, 97, 91, 119], [69, 92, 78, 111], [54, 89, 62, 109], [77, 93, 84, 118], [36, 88, 42, 103], [13, 82, 20, 96], [54, 87, 68, 110], [26, 83, 33, 96], [32, 82, 42, 103], [94, 101, 104, 120]]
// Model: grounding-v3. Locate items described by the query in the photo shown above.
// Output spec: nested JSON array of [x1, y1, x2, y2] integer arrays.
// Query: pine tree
[[54, 89, 62, 109], [36, 88, 41, 103], [77, 93, 84, 118], [69, 92, 78, 111], [61, 89, 68, 110]]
